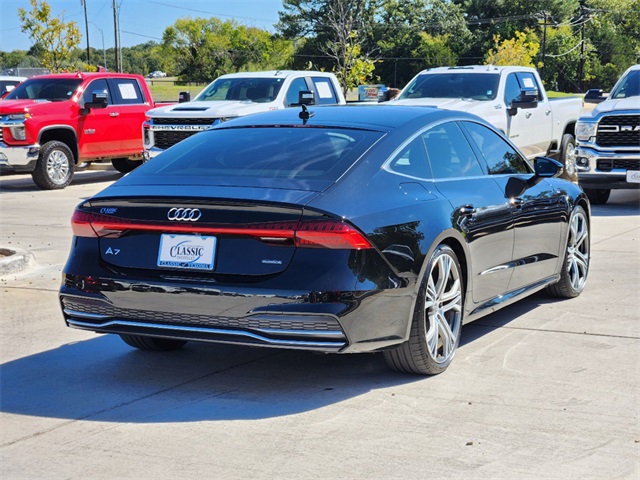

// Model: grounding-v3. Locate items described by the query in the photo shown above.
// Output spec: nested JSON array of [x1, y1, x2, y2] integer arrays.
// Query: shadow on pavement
[[0, 335, 420, 423], [0, 170, 123, 193], [589, 190, 639, 218]]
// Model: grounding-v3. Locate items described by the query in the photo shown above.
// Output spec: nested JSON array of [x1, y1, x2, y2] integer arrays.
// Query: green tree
[[18, 0, 81, 72], [485, 30, 540, 67]]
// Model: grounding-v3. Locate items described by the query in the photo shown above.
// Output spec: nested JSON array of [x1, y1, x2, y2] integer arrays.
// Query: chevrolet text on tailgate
[[143, 70, 346, 158], [0, 72, 167, 189], [389, 65, 583, 181], [574, 64, 640, 204]]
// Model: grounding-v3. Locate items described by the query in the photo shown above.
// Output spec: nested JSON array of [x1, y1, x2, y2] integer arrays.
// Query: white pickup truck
[[573, 64, 640, 204], [390, 65, 583, 180], [143, 70, 346, 158]]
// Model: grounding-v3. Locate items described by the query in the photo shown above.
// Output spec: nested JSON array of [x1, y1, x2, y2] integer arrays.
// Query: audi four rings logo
[[167, 208, 202, 221]]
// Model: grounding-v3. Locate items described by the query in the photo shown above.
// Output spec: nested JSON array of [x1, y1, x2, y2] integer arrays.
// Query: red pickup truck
[[0, 72, 165, 189]]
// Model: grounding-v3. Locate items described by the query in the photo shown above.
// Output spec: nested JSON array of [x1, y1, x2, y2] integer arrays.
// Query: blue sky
[[1, 0, 284, 52]]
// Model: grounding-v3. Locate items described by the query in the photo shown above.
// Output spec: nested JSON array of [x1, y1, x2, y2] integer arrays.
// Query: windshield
[[131, 126, 384, 191], [398, 73, 500, 101], [194, 77, 285, 103], [611, 69, 640, 99], [4, 78, 82, 101]]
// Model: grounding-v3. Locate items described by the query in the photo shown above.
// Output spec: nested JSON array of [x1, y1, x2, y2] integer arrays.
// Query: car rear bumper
[[59, 242, 415, 354]]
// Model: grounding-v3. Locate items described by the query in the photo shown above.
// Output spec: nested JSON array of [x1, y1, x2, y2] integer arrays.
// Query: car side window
[[504, 73, 521, 106], [82, 79, 111, 105], [109, 78, 145, 105], [516, 72, 544, 101], [285, 77, 309, 106], [462, 122, 531, 175], [387, 136, 430, 178], [422, 122, 485, 179], [311, 77, 339, 105]]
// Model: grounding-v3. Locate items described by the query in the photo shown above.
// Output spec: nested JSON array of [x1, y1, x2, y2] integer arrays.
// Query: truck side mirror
[[584, 88, 606, 104], [178, 91, 190, 103], [298, 90, 315, 105], [507, 86, 538, 116], [80, 90, 108, 115]]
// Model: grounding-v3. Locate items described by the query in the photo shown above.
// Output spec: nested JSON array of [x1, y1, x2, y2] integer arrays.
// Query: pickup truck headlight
[[575, 121, 597, 141], [10, 126, 26, 140]]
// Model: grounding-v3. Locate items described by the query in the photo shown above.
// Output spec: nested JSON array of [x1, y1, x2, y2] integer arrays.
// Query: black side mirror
[[507, 86, 538, 116], [584, 88, 606, 104], [81, 90, 108, 115], [534, 156, 563, 178], [505, 156, 563, 198], [298, 90, 315, 105], [378, 89, 390, 102], [178, 91, 190, 103]]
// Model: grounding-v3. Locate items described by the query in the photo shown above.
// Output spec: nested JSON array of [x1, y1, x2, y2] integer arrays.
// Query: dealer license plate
[[157, 234, 216, 270], [626, 170, 640, 183]]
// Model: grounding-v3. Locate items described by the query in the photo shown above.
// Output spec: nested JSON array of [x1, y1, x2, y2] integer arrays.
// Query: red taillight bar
[[71, 210, 372, 250]]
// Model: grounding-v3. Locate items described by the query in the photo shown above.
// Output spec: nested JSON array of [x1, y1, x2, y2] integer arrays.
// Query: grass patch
[[146, 79, 207, 102], [547, 90, 579, 98]]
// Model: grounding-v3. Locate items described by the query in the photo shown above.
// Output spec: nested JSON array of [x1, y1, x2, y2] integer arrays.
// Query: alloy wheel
[[423, 253, 463, 364], [566, 210, 589, 291], [46, 149, 71, 184]]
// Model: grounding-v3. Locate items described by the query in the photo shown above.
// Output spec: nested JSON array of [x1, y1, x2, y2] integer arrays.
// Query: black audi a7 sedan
[[60, 105, 590, 375]]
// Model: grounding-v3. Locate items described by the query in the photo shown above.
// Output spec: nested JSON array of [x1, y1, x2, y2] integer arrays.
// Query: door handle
[[525, 112, 532, 119], [545, 109, 551, 116], [456, 204, 476, 216], [109, 112, 120, 117]]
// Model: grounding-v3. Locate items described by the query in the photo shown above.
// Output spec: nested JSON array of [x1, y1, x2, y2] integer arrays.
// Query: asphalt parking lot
[[1, 169, 639, 479]]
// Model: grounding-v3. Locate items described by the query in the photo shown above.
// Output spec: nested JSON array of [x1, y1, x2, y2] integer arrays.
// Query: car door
[[461, 120, 566, 292], [77, 78, 122, 158], [504, 72, 552, 159], [107, 77, 147, 154], [421, 121, 515, 304]]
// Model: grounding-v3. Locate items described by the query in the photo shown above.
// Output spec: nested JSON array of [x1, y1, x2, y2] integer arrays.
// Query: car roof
[[23, 72, 143, 80], [217, 104, 483, 132], [217, 70, 335, 80], [415, 65, 536, 75]]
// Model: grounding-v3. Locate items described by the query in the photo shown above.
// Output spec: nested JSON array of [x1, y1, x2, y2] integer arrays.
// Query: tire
[[111, 158, 140, 173], [31, 141, 74, 190], [546, 205, 590, 298], [384, 244, 464, 375], [119, 334, 187, 351], [559, 133, 578, 182], [584, 188, 610, 205]]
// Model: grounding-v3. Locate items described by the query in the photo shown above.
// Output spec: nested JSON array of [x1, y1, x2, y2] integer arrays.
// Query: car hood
[[583, 96, 640, 119], [392, 97, 490, 114], [0, 99, 57, 114], [146, 100, 276, 119]]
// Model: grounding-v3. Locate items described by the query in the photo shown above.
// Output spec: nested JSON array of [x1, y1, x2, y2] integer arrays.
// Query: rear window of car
[[139, 126, 384, 190]]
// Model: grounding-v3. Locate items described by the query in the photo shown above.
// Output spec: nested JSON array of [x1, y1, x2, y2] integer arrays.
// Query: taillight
[[71, 210, 372, 250]]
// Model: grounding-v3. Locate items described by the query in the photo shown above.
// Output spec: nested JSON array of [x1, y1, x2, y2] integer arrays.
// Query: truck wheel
[[584, 188, 610, 205], [111, 158, 140, 173], [560, 133, 578, 182], [31, 141, 74, 190]]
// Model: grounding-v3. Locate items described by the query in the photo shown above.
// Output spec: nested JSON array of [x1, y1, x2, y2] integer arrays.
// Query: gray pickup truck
[[574, 64, 640, 204]]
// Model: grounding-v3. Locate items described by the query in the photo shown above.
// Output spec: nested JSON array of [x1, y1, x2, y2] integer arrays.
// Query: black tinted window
[[5, 78, 81, 101], [504, 73, 521, 105], [388, 137, 430, 178], [139, 127, 383, 189], [285, 77, 309, 106], [462, 122, 531, 175], [516, 72, 543, 100], [423, 122, 485, 179], [110, 78, 144, 104], [398, 73, 500, 101], [82, 79, 111, 104]]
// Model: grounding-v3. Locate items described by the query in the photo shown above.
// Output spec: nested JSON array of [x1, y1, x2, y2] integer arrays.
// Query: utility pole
[[81, 0, 91, 65], [540, 11, 548, 83], [112, 0, 119, 72], [578, 1, 587, 93], [92, 22, 106, 69]]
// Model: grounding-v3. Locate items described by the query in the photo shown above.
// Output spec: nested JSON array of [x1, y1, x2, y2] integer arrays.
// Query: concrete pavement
[[1, 171, 638, 479]]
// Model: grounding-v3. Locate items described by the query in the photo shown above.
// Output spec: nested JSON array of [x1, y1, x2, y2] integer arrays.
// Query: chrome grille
[[62, 298, 342, 332], [596, 115, 640, 147], [154, 130, 199, 149]]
